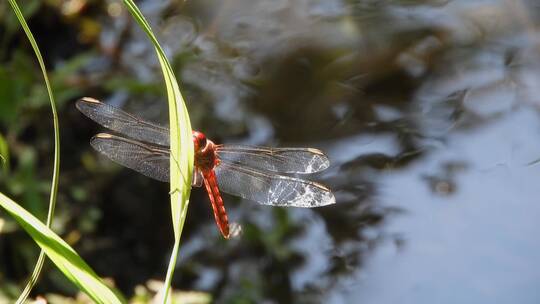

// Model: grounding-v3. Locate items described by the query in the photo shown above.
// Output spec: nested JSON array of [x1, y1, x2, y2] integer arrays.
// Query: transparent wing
[[76, 97, 170, 146], [90, 133, 170, 182], [216, 145, 330, 174], [215, 162, 335, 207], [91, 133, 204, 186]]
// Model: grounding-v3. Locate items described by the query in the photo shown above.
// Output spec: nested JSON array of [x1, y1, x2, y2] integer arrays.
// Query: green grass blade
[[0, 192, 125, 303], [6, 0, 61, 302], [122, 1, 194, 302], [0, 132, 8, 173]]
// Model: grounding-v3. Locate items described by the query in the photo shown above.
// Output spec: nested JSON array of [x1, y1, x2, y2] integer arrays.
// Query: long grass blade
[[6, 0, 61, 302], [122, 1, 194, 302], [0, 192, 125, 303]]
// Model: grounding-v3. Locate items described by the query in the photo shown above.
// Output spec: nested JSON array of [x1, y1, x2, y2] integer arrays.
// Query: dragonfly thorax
[[193, 131, 218, 171]]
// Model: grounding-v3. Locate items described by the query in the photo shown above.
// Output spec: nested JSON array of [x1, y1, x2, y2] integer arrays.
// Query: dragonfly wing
[[215, 162, 335, 207], [76, 97, 170, 146], [216, 145, 330, 174], [92, 134, 203, 187], [91, 133, 170, 182]]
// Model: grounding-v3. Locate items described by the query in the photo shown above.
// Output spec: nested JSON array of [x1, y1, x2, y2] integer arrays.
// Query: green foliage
[[6, 1, 62, 302], [0, 192, 124, 303], [0, 51, 37, 124], [0, 0, 41, 55], [3, 0, 125, 302]]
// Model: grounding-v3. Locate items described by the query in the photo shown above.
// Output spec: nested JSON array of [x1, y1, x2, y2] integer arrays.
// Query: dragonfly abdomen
[[203, 170, 230, 238]]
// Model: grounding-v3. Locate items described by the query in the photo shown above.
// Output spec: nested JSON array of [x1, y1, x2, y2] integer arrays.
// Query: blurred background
[[1, 0, 540, 303]]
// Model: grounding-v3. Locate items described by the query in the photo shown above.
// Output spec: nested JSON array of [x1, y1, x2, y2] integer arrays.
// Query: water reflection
[[341, 108, 540, 304]]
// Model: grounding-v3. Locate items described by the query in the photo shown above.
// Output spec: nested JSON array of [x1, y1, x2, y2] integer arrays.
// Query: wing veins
[[218, 161, 331, 193]]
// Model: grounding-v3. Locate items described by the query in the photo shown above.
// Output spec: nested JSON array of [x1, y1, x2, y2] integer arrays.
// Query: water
[[331, 108, 540, 303], [101, 0, 540, 302]]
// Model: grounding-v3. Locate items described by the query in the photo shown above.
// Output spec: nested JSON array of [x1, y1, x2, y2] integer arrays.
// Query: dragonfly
[[76, 97, 335, 238]]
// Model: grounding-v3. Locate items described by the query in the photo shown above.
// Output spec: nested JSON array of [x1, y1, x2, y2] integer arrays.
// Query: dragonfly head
[[193, 131, 207, 153]]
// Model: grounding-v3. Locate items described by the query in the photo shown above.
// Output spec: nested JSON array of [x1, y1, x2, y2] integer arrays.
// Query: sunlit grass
[[122, 1, 194, 302], [0, 192, 124, 303]]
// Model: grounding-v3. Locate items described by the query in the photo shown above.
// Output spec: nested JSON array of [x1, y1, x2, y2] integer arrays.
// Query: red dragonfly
[[76, 97, 335, 238]]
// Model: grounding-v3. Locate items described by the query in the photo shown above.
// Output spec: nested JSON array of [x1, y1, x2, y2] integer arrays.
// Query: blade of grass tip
[[6, 0, 61, 302], [122, 1, 193, 302], [0, 193, 125, 303]]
